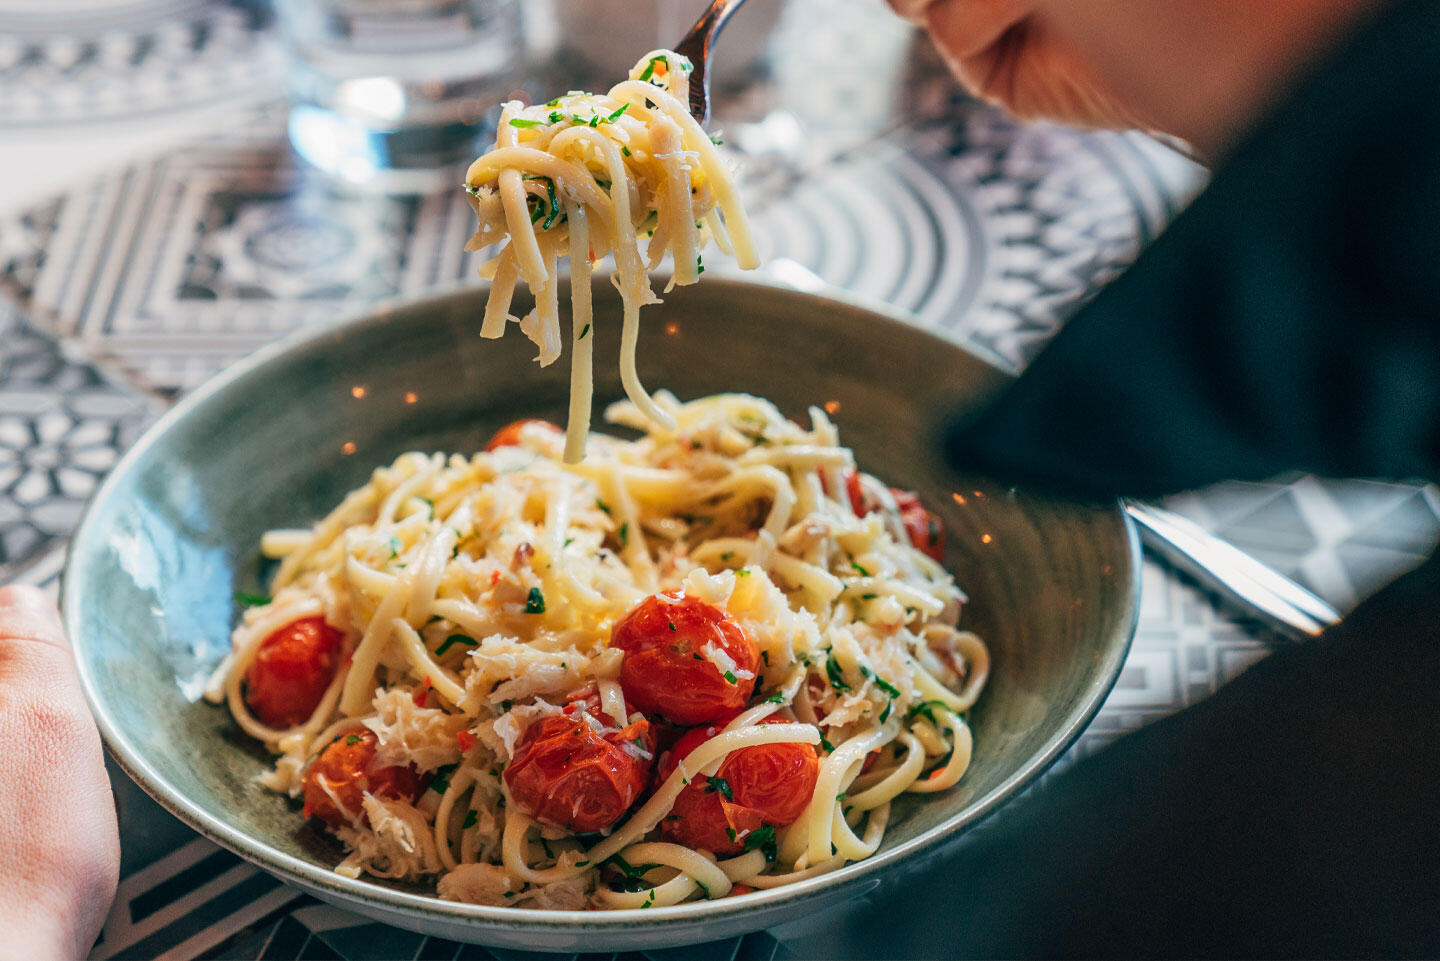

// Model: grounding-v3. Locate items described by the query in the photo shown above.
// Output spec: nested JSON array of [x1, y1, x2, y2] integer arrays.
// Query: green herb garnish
[[233, 591, 271, 607], [705, 775, 734, 800], [826, 656, 851, 692], [723, 670, 738, 685], [525, 587, 546, 613], [435, 633, 474, 656], [509, 118, 545, 128], [875, 676, 902, 698], [462, 810, 478, 829], [429, 763, 459, 794], [345, 734, 362, 745]]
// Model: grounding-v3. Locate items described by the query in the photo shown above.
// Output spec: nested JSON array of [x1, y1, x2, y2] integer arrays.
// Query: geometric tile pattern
[[0, 302, 159, 580], [0, 1, 282, 128]]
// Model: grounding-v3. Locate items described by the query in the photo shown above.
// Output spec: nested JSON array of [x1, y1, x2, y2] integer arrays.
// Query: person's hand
[[0, 586, 119, 960], [890, 0, 1150, 130]]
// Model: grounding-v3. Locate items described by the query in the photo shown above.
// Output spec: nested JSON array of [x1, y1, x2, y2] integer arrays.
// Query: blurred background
[[1, 1, 1437, 959]]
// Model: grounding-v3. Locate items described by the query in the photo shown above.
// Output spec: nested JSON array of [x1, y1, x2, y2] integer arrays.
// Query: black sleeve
[[946, 0, 1440, 500]]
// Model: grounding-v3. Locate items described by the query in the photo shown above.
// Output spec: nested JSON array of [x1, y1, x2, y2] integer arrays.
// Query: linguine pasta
[[209, 394, 988, 909], [463, 50, 759, 464]]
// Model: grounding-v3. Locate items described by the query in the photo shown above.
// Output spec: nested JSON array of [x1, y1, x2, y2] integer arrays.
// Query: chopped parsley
[[429, 763, 459, 794], [500, 700, 513, 712], [345, 734, 362, 745], [233, 591, 271, 607], [879, 700, 892, 723], [602, 854, 663, 891], [736, 569, 751, 577], [596, 498, 612, 515], [850, 560, 871, 577], [705, 776, 734, 800], [875, 676, 902, 698], [826, 656, 851, 692], [618, 522, 629, 547], [725, 827, 737, 844], [722, 670, 738, 685], [819, 735, 836, 754], [766, 692, 785, 704], [435, 633, 474, 656], [578, 323, 591, 339], [462, 810, 478, 829], [906, 700, 950, 725], [388, 535, 402, 557], [743, 823, 777, 860], [668, 621, 677, 632], [720, 551, 734, 562], [607, 104, 629, 122], [638, 55, 665, 82], [508, 117, 545, 128], [621, 145, 632, 157], [525, 587, 546, 614]]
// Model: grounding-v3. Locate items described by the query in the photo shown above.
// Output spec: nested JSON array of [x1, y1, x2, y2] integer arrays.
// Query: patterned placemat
[[0, 0, 281, 127]]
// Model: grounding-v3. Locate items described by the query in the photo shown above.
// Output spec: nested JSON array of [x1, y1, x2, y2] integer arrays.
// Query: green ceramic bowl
[[64, 275, 1139, 951]]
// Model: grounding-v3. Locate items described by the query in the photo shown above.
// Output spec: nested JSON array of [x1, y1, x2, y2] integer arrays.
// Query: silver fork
[[674, 0, 752, 125]]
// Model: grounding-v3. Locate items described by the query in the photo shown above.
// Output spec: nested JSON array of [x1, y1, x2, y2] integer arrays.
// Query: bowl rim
[[63, 271, 1142, 933]]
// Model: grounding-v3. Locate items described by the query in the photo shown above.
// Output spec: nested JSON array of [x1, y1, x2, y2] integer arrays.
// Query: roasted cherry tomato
[[302, 730, 422, 829], [504, 713, 653, 833], [658, 714, 819, 855], [843, 468, 867, 516], [243, 615, 343, 729], [610, 593, 759, 725], [893, 489, 946, 562], [839, 470, 945, 561], [484, 418, 561, 452]]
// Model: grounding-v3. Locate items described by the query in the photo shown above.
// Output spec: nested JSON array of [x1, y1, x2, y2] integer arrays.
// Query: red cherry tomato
[[302, 730, 422, 829], [243, 615, 343, 729], [893, 489, 946, 562], [658, 714, 819, 855], [504, 714, 653, 833], [484, 419, 561, 452], [610, 593, 759, 725], [843, 468, 867, 516], [840, 471, 946, 562]]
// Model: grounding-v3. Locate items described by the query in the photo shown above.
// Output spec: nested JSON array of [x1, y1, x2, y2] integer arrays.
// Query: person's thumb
[[0, 585, 81, 691], [0, 585, 120, 960]]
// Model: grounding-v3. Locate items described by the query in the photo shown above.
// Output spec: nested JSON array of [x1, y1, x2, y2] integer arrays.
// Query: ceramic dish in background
[[63, 275, 1140, 951]]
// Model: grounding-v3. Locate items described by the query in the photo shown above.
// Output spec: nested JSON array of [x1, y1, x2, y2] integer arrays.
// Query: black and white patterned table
[[1, 1, 1437, 958]]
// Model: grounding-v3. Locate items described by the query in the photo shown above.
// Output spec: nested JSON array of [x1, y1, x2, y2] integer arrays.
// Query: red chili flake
[[457, 730, 478, 752], [413, 677, 432, 707], [490, 569, 502, 586]]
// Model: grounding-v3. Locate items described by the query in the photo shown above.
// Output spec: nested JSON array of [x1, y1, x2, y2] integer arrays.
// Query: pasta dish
[[462, 49, 758, 464], [208, 395, 988, 908]]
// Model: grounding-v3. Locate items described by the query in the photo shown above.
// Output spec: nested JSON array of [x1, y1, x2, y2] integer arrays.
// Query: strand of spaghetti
[[618, 297, 677, 429], [480, 249, 518, 339], [465, 148, 618, 218], [746, 805, 890, 889], [593, 842, 732, 908], [923, 625, 991, 710], [829, 799, 883, 862], [580, 722, 819, 869], [377, 455, 440, 526], [495, 103, 547, 286], [521, 241, 563, 366], [391, 620, 466, 706], [844, 729, 926, 811], [704, 209, 733, 257], [339, 567, 416, 716], [546, 126, 646, 295], [273, 486, 380, 589], [907, 709, 973, 793], [564, 199, 594, 463], [433, 767, 476, 871], [404, 522, 462, 625], [799, 721, 896, 866], [608, 80, 758, 268], [716, 849, 767, 882], [500, 808, 590, 884], [648, 120, 699, 287]]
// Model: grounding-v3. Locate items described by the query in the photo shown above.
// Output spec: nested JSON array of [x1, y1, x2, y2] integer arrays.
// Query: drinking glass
[[276, 0, 524, 192]]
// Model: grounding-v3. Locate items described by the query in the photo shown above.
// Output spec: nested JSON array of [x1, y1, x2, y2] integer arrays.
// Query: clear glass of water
[[277, 0, 523, 192]]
